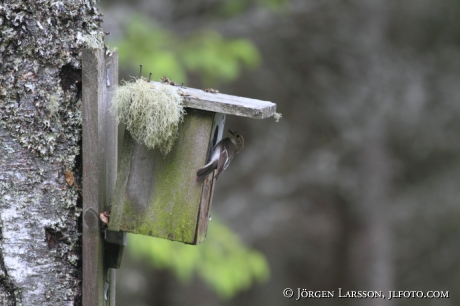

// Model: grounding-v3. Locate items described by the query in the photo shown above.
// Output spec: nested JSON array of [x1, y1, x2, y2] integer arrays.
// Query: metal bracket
[[104, 230, 127, 269]]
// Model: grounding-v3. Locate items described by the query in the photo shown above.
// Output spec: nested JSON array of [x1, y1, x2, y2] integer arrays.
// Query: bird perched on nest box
[[196, 130, 244, 182]]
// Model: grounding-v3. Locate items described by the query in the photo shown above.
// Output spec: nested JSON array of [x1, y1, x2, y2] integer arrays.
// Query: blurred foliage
[[110, 14, 260, 85], [128, 218, 270, 299], [215, 0, 287, 17], [258, 0, 288, 11]]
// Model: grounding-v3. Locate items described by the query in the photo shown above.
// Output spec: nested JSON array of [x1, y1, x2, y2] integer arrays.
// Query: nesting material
[[112, 78, 185, 154]]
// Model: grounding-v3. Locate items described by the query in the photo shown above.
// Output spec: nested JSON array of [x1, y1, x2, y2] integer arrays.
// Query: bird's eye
[[236, 135, 240, 138]]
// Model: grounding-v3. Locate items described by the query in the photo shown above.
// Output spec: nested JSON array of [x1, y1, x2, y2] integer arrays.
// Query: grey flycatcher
[[196, 130, 244, 182]]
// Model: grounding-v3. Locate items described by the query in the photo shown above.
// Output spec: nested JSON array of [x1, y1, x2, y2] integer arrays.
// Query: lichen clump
[[112, 79, 185, 154]]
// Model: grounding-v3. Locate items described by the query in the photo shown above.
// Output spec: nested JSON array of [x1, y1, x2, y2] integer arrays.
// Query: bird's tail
[[196, 160, 217, 183]]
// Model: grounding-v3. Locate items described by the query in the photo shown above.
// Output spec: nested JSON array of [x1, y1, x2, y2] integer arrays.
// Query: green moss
[[113, 110, 215, 244], [117, 134, 199, 242]]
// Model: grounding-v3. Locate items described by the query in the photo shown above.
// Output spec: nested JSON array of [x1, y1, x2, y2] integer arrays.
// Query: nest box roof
[[150, 82, 277, 119]]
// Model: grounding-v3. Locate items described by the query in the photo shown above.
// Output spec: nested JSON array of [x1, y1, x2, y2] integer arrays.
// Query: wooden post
[[82, 48, 119, 305]]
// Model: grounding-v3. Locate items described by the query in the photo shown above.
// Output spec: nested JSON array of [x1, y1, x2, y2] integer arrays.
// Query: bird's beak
[[228, 130, 235, 135]]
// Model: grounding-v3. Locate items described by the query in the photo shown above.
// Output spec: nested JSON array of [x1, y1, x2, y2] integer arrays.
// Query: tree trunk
[[357, 125, 394, 306], [0, 1, 103, 304]]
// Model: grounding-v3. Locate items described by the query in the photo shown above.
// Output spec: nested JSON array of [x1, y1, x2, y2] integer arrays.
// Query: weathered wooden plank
[[105, 53, 119, 214], [82, 48, 104, 306], [82, 48, 118, 306], [195, 113, 225, 243], [105, 52, 119, 306], [150, 82, 277, 119]]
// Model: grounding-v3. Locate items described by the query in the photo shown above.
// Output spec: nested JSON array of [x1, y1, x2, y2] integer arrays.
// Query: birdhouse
[[107, 83, 276, 244]]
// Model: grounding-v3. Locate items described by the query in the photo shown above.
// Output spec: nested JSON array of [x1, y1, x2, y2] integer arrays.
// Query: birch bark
[[0, 1, 103, 304]]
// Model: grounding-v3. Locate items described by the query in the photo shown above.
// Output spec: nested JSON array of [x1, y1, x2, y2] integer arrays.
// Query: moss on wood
[[109, 110, 214, 244]]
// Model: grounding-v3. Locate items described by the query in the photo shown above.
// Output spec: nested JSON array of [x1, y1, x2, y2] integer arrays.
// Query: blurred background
[[99, 0, 460, 305]]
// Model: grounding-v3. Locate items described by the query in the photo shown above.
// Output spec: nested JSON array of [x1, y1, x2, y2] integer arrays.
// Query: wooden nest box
[[107, 84, 276, 244]]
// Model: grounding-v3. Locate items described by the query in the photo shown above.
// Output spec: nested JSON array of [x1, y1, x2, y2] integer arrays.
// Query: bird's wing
[[218, 148, 229, 171], [214, 142, 231, 180]]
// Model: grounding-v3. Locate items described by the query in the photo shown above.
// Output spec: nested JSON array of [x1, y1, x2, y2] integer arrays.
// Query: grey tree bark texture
[[0, 1, 104, 305]]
